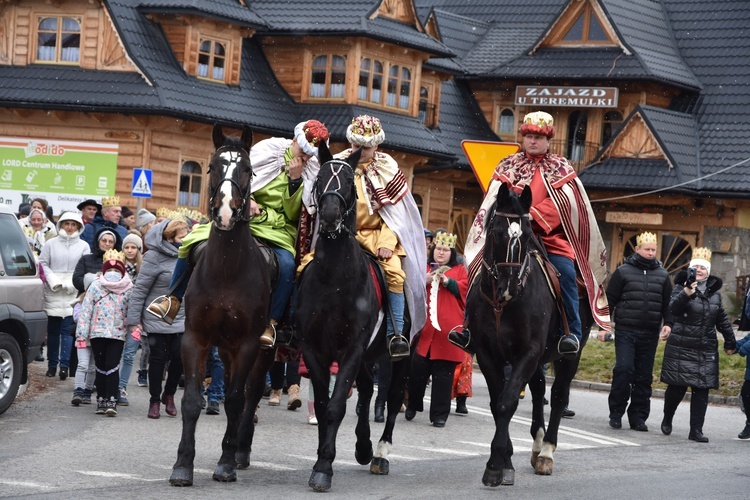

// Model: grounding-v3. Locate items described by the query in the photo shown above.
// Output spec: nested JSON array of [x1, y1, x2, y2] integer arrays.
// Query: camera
[[684, 267, 697, 287]]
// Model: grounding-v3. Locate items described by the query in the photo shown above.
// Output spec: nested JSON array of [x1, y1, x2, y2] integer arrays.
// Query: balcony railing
[[549, 140, 601, 172]]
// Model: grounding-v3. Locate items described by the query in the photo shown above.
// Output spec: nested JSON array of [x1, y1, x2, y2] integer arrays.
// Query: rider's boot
[[147, 295, 182, 325], [386, 291, 409, 359], [557, 334, 580, 355], [448, 325, 474, 353], [147, 257, 188, 324], [260, 319, 277, 350]]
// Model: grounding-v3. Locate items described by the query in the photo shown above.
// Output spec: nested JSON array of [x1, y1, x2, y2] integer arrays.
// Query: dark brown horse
[[295, 142, 411, 492], [466, 183, 592, 487], [170, 124, 275, 486]]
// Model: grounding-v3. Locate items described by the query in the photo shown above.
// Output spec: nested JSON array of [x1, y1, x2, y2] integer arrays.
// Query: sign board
[[0, 137, 118, 213], [131, 168, 153, 198], [605, 211, 663, 225], [515, 86, 619, 108], [461, 140, 521, 193]]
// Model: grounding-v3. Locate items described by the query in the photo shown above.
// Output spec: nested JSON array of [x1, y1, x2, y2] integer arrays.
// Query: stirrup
[[388, 335, 410, 358], [146, 295, 181, 325], [448, 325, 474, 353], [557, 335, 579, 355], [260, 321, 276, 350]]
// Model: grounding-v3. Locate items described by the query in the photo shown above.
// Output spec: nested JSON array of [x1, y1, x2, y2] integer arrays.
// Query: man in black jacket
[[605, 232, 672, 431]]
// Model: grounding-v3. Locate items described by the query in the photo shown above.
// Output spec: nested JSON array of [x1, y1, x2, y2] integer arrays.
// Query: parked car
[[0, 204, 47, 415]]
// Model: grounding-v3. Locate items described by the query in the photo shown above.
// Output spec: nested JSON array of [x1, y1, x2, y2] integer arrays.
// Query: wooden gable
[[600, 112, 668, 165], [374, 0, 423, 31], [534, 0, 627, 52], [424, 12, 440, 41]]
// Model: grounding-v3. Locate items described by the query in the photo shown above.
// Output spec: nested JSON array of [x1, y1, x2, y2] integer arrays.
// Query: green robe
[[178, 170, 303, 258]]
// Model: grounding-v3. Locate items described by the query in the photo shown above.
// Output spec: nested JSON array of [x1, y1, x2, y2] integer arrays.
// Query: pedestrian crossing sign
[[131, 168, 152, 198]]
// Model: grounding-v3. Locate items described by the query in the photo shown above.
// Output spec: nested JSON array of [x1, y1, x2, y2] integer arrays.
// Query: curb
[[565, 378, 742, 407]]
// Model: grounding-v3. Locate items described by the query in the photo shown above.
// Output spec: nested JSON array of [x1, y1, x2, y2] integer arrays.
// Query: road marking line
[[0, 480, 54, 490]]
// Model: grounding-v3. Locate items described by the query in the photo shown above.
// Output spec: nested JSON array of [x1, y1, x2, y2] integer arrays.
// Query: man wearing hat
[[77, 199, 101, 225], [331, 114, 427, 358], [455, 111, 610, 356], [605, 232, 673, 431], [120, 206, 135, 230], [147, 120, 330, 350], [81, 196, 128, 251]]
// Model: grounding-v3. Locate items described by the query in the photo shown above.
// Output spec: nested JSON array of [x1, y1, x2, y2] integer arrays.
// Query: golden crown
[[691, 247, 712, 262], [156, 206, 172, 218], [177, 206, 207, 223], [101, 195, 120, 208], [434, 231, 457, 249], [102, 249, 125, 263], [636, 231, 657, 246], [523, 111, 554, 128]]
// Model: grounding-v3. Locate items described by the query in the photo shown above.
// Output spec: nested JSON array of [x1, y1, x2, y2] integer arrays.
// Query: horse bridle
[[208, 145, 253, 222], [313, 160, 357, 237]]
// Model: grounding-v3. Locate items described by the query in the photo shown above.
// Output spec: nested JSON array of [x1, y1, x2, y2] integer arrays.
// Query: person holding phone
[[405, 231, 469, 427]]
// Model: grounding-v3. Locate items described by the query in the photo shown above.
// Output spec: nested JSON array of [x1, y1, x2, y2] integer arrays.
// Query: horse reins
[[208, 145, 253, 221], [314, 160, 356, 238]]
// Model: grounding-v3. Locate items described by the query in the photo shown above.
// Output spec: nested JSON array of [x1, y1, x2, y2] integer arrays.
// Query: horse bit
[[208, 145, 253, 221], [314, 160, 357, 238]]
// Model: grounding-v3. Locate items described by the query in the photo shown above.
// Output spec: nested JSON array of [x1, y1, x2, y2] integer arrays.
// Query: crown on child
[[101, 196, 120, 208], [636, 232, 657, 246], [434, 231, 457, 249], [691, 247, 712, 261], [102, 249, 125, 263]]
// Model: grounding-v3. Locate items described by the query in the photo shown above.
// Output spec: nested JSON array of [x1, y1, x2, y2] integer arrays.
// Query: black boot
[[448, 326, 474, 353], [558, 335, 579, 355], [739, 421, 750, 440], [661, 415, 673, 436], [388, 335, 410, 359], [374, 401, 385, 423], [455, 395, 468, 415], [688, 428, 709, 443]]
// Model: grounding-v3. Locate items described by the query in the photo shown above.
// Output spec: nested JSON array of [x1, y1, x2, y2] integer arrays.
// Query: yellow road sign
[[462, 140, 521, 193]]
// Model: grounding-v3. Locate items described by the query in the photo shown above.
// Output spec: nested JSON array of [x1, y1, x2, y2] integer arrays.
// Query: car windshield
[[0, 215, 37, 277]]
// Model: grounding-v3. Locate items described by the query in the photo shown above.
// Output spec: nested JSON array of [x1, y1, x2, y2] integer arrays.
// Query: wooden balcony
[[549, 140, 601, 172]]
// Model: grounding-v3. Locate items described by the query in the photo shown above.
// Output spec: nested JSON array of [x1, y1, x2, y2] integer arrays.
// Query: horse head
[[314, 141, 361, 235], [208, 124, 254, 230], [483, 183, 534, 301]]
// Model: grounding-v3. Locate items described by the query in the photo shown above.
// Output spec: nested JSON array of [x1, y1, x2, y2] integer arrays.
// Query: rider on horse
[[450, 111, 610, 355], [147, 120, 330, 349], [299, 115, 427, 358]]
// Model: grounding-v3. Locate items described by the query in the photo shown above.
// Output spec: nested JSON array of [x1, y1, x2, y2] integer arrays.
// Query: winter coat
[[606, 253, 672, 335], [73, 227, 123, 294], [81, 214, 128, 251], [126, 219, 185, 334], [735, 335, 750, 382], [38, 212, 90, 317], [660, 271, 737, 389], [76, 278, 132, 341]]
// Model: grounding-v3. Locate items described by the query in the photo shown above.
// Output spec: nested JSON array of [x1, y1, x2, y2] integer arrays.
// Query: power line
[[589, 155, 750, 203]]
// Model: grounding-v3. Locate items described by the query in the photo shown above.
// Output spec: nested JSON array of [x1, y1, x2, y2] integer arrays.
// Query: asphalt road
[[1, 357, 748, 500]]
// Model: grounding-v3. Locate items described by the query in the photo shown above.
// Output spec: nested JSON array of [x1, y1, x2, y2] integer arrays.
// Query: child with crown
[[604, 231, 673, 432], [75, 249, 133, 416]]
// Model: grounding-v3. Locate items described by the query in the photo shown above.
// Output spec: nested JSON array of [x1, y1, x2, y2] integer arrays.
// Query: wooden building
[[1, 0, 749, 295]]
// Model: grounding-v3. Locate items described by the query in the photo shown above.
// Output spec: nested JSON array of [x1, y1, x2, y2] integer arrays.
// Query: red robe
[[416, 264, 469, 363]]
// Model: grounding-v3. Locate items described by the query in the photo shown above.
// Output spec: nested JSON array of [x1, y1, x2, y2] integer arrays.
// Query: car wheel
[[0, 332, 23, 415]]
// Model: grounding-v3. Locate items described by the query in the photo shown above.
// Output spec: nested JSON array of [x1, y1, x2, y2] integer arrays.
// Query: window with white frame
[[36, 16, 81, 64]]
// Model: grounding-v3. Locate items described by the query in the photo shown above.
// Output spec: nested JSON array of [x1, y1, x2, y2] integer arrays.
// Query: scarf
[[495, 151, 577, 190], [100, 273, 133, 294], [339, 149, 408, 215]]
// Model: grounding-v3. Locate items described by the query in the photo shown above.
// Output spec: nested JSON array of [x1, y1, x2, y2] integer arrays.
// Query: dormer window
[[310, 55, 346, 99], [36, 16, 81, 64], [198, 39, 226, 82]]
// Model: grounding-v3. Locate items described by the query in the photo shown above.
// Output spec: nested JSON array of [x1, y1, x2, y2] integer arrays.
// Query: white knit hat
[[122, 233, 143, 252]]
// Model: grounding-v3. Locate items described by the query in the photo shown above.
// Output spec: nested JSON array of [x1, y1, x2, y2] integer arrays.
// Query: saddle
[[187, 237, 280, 290]]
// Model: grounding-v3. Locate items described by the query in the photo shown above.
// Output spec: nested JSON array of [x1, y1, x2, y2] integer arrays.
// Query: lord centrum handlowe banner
[[0, 137, 118, 213]]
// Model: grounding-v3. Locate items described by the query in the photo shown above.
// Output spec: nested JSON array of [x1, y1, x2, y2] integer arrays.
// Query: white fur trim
[[294, 121, 319, 157], [689, 258, 711, 274], [429, 274, 441, 330]]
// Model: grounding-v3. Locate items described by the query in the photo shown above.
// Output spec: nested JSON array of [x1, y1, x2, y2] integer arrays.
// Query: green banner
[[0, 137, 118, 197]]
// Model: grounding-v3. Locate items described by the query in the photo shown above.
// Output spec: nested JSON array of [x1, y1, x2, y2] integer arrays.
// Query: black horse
[[170, 124, 275, 486], [296, 142, 411, 492], [467, 183, 592, 487]]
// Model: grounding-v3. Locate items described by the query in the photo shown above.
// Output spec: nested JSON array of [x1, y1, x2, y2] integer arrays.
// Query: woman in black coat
[[73, 227, 123, 294], [659, 248, 736, 442]]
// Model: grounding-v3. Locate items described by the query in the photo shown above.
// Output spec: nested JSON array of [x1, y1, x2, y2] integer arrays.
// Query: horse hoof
[[501, 468, 515, 485], [308, 471, 332, 492], [355, 446, 373, 465], [482, 467, 503, 487], [212, 463, 237, 482], [235, 451, 250, 469], [530, 451, 539, 468], [370, 457, 390, 475], [169, 467, 194, 487], [535, 456, 553, 475]]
